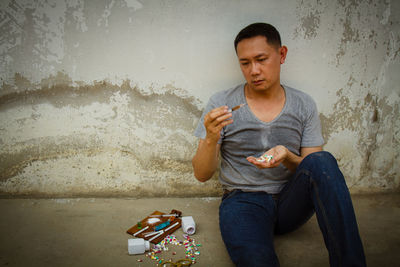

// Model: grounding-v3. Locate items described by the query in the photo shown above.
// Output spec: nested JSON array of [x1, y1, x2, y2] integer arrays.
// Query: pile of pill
[[256, 154, 273, 163], [183, 235, 201, 263], [145, 234, 202, 265]]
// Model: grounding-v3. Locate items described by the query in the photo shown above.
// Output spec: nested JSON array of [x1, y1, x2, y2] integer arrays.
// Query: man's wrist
[[282, 147, 301, 172], [205, 135, 219, 146]]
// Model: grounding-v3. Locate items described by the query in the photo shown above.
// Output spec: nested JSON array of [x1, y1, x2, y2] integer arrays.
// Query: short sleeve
[[301, 99, 324, 147], [194, 96, 224, 144]]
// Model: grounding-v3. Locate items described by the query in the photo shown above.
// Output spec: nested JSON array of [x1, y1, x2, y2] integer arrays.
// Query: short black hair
[[234, 23, 282, 52]]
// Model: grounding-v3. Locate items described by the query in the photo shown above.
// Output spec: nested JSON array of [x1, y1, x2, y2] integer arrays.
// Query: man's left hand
[[246, 145, 288, 169]]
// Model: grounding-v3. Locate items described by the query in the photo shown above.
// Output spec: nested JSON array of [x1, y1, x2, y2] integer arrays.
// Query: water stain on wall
[[0, 72, 222, 197]]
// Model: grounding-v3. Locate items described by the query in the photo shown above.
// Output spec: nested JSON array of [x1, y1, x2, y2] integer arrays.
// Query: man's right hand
[[192, 106, 233, 182], [204, 106, 233, 144]]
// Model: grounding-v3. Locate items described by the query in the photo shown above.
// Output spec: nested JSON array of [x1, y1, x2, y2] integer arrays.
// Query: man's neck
[[244, 82, 286, 123], [245, 83, 284, 102]]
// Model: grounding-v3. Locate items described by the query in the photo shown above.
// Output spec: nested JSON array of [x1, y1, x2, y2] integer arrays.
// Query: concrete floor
[[0, 193, 399, 267]]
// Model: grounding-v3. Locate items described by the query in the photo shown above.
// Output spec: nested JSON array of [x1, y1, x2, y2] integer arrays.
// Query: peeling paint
[[380, 0, 391, 25], [293, 0, 323, 39], [124, 0, 143, 11], [321, 89, 399, 192], [0, 73, 221, 197]]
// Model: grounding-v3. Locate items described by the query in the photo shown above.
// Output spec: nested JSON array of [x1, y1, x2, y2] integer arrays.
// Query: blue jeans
[[219, 151, 366, 267]]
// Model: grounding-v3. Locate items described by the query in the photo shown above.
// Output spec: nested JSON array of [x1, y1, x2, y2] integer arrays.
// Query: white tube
[[144, 230, 162, 237], [133, 225, 149, 237], [148, 230, 164, 242], [164, 221, 179, 232]]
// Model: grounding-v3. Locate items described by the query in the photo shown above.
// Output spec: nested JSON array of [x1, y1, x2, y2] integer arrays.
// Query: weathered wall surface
[[0, 0, 399, 197]]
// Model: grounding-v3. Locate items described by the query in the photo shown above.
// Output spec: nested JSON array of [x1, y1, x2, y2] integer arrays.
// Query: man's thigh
[[219, 190, 279, 266]]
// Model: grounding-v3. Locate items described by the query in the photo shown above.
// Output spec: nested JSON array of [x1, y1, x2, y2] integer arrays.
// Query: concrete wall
[[0, 0, 399, 197]]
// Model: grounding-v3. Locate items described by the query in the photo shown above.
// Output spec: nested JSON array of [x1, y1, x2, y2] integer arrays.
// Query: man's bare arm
[[192, 140, 221, 182], [192, 106, 232, 182]]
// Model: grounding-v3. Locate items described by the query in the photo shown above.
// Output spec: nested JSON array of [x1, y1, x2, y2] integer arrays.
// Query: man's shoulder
[[284, 85, 316, 105], [284, 85, 313, 99]]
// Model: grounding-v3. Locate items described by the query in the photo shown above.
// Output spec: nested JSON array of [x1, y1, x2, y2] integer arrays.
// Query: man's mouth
[[252, 79, 264, 85]]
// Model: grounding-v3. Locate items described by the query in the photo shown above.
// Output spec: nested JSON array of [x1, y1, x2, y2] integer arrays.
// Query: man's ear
[[280, 46, 288, 64]]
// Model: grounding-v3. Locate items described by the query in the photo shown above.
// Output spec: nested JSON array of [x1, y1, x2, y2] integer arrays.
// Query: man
[[192, 23, 366, 267]]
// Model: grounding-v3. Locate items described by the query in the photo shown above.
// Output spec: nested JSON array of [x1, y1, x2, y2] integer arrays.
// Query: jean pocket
[[221, 189, 240, 202]]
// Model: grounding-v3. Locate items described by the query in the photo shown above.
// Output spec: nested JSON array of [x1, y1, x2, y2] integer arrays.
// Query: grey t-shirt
[[194, 84, 324, 194]]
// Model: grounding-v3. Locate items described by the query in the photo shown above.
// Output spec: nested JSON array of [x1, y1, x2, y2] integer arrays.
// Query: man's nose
[[250, 62, 260, 75]]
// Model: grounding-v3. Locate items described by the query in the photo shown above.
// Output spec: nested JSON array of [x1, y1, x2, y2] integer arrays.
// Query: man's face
[[236, 35, 287, 92]]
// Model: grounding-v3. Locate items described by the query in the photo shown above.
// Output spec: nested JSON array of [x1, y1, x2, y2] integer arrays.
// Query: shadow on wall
[[0, 72, 221, 197]]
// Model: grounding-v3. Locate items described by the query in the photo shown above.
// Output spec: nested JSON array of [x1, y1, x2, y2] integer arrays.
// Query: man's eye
[[241, 62, 249, 66], [258, 58, 267, 62]]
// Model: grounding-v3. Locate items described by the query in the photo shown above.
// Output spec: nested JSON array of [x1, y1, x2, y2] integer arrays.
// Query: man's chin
[[249, 83, 268, 91]]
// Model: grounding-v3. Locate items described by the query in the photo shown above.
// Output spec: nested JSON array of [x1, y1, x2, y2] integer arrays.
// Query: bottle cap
[[144, 240, 150, 251]]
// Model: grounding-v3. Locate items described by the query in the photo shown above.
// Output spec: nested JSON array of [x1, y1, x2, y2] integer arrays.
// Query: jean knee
[[299, 151, 344, 184], [303, 151, 336, 165], [301, 151, 337, 171]]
